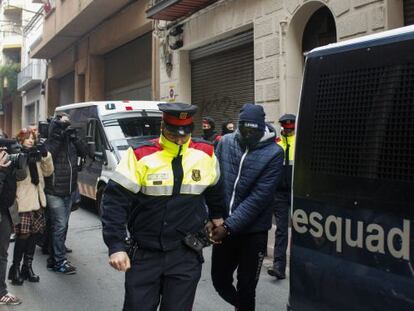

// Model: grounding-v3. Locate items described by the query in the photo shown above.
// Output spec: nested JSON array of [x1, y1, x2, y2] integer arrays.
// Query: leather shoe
[[267, 267, 286, 279]]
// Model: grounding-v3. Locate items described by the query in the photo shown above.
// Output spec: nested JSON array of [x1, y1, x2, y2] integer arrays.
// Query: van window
[[103, 116, 161, 141]]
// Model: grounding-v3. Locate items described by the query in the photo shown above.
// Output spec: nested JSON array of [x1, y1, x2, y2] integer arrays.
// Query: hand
[[210, 225, 228, 243], [0, 150, 11, 168], [204, 221, 214, 234], [109, 251, 131, 272], [212, 218, 224, 227], [37, 142, 48, 157]]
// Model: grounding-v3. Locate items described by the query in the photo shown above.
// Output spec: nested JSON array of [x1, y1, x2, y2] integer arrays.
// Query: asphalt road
[[1, 206, 288, 311]]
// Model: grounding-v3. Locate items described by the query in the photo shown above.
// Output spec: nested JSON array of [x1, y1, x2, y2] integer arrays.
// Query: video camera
[[38, 116, 77, 141], [0, 138, 27, 169]]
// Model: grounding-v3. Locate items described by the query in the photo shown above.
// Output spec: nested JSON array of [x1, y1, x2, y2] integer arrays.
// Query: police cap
[[278, 114, 296, 129], [158, 103, 198, 136]]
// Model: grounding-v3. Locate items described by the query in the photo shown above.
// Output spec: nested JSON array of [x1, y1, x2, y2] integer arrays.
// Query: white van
[[54, 100, 164, 212]]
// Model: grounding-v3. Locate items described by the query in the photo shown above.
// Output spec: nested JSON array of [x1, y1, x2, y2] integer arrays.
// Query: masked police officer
[[101, 103, 224, 311]]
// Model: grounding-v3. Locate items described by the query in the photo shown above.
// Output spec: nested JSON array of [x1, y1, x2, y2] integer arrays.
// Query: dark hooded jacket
[[44, 119, 87, 197], [215, 125, 284, 234]]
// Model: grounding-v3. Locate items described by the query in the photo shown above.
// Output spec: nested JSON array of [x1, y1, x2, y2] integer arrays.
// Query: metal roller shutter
[[404, 0, 414, 25], [191, 31, 254, 135]]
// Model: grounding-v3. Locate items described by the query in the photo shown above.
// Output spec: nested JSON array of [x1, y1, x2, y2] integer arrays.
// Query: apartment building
[[146, 0, 414, 128], [30, 0, 159, 116], [0, 0, 24, 136], [17, 1, 46, 127]]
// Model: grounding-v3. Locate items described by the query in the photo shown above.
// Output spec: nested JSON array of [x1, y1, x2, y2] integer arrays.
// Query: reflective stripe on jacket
[[111, 135, 220, 195]]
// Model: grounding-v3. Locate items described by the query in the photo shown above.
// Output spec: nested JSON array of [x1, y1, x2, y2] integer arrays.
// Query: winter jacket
[[0, 166, 26, 224], [102, 135, 224, 255], [44, 120, 88, 197], [215, 126, 284, 234], [16, 152, 54, 213]]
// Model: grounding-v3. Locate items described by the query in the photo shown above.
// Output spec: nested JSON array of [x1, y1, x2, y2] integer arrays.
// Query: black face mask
[[222, 127, 234, 135], [237, 127, 263, 148], [203, 128, 215, 139]]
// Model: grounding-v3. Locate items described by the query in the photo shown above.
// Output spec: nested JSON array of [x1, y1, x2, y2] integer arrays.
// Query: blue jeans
[[46, 194, 72, 265]]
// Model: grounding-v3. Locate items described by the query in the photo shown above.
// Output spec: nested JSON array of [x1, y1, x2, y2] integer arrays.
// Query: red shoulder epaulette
[[134, 139, 162, 161], [189, 139, 214, 157]]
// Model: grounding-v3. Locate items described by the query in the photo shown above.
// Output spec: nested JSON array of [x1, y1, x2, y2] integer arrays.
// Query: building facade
[[147, 0, 414, 128], [30, 0, 159, 116], [28, 0, 414, 129], [17, 1, 46, 127], [0, 0, 24, 136]]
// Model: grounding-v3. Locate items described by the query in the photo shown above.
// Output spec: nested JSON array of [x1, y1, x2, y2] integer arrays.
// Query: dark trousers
[[0, 212, 12, 297], [211, 232, 267, 311], [273, 191, 290, 273], [123, 246, 202, 311]]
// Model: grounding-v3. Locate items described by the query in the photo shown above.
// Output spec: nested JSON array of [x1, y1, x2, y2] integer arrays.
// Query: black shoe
[[65, 246, 72, 253], [47, 258, 55, 271], [71, 203, 80, 212], [8, 264, 24, 286], [267, 267, 286, 279], [54, 260, 76, 275]]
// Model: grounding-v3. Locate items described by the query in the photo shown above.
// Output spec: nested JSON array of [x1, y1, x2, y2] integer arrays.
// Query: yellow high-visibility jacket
[[277, 134, 295, 164], [102, 135, 223, 254], [276, 134, 295, 192]]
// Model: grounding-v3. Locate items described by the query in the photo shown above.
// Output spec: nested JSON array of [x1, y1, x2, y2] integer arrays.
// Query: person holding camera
[[8, 128, 54, 285], [44, 113, 87, 274], [101, 103, 224, 311], [0, 144, 26, 305]]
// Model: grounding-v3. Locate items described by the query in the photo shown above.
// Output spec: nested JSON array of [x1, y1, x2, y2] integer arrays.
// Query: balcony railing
[[2, 0, 24, 11], [146, 0, 219, 21], [17, 61, 46, 91]]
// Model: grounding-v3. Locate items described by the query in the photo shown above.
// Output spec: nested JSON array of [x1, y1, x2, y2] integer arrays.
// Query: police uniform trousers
[[273, 191, 290, 273], [123, 245, 202, 311]]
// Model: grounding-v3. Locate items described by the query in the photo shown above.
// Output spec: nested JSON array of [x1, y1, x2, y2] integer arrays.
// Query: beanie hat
[[238, 103, 266, 132]]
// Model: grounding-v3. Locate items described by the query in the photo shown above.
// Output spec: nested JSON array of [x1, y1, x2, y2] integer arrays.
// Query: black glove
[[37, 142, 48, 157]]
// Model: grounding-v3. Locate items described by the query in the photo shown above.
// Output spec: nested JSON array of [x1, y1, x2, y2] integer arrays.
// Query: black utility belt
[[125, 231, 211, 259]]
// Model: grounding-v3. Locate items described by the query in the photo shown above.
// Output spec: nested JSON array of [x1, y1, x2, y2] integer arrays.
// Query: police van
[[290, 26, 414, 310], [54, 101, 163, 213]]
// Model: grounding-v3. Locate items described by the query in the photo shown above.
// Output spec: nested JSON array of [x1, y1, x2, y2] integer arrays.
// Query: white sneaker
[[0, 293, 22, 305]]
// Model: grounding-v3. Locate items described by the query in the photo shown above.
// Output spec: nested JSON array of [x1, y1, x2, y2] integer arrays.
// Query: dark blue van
[[290, 25, 414, 311]]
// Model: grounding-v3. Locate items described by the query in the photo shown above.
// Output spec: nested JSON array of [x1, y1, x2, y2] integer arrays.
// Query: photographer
[[44, 114, 87, 274], [8, 129, 54, 286], [0, 143, 26, 305]]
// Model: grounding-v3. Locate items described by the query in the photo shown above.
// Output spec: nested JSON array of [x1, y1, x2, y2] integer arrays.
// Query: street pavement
[[1, 206, 288, 311]]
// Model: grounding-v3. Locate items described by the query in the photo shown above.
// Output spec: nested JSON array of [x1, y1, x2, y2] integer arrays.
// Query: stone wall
[[159, 0, 404, 123]]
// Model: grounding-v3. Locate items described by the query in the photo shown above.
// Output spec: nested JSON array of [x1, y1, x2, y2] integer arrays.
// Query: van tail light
[[125, 106, 133, 111]]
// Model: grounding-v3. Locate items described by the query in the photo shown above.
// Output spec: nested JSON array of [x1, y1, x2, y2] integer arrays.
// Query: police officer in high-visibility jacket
[[101, 103, 224, 311], [268, 114, 296, 280]]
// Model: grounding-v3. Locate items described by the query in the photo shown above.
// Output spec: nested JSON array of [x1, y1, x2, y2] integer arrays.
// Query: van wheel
[[96, 185, 105, 217]]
